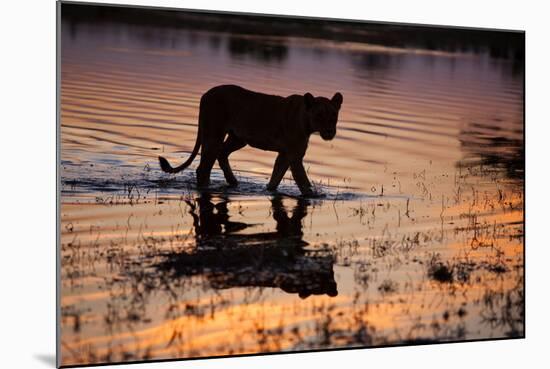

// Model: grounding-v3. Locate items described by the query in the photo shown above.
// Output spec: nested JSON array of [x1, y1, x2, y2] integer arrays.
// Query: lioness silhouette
[[159, 85, 343, 196]]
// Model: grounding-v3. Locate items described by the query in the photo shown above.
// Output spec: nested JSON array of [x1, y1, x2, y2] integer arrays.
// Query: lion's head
[[304, 91, 343, 140]]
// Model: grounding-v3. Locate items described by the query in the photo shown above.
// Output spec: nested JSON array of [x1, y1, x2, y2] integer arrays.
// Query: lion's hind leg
[[218, 133, 246, 187], [196, 134, 225, 188]]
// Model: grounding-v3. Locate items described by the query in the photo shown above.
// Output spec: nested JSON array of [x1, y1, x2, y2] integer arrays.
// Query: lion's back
[[198, 85, 299, 151], [199, 85, 287, 122]]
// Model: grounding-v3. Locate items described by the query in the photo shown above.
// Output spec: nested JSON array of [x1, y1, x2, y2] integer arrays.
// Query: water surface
[[60, 12, 524, 366]]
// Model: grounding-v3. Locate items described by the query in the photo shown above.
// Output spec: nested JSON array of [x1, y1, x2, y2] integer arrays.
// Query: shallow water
[[60, 15, 524, 366]]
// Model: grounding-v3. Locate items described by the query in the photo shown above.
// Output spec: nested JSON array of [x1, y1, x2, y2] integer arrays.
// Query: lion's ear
[[304, 93, 315, 109], [332, 92, 343, 109]]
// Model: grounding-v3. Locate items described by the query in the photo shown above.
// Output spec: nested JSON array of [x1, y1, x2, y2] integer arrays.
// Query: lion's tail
[[158, 126, 201, 174]]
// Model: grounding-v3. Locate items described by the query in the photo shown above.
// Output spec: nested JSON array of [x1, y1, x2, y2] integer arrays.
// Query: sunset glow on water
[[59, 5, 524, 366]]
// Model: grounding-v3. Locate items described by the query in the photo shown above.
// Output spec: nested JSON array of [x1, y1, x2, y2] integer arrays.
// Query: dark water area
[[62, 3, 524, 62], [153, 194, 338, 299], [59, 4, 524, 366]]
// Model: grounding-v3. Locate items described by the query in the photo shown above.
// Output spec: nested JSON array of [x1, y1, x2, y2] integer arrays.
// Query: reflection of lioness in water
[[159, 85, 343, 196]]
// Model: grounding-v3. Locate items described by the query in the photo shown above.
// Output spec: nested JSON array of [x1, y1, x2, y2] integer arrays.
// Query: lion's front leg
[[289, 160, 314, 196], [267, 153, 289, 191]]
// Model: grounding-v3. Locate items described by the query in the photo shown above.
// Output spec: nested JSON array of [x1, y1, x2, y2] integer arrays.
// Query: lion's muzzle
[[320, 129, 336, 141]]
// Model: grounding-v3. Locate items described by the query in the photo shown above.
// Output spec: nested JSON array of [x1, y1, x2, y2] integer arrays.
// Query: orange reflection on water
[[60, 12, 523, 366]]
